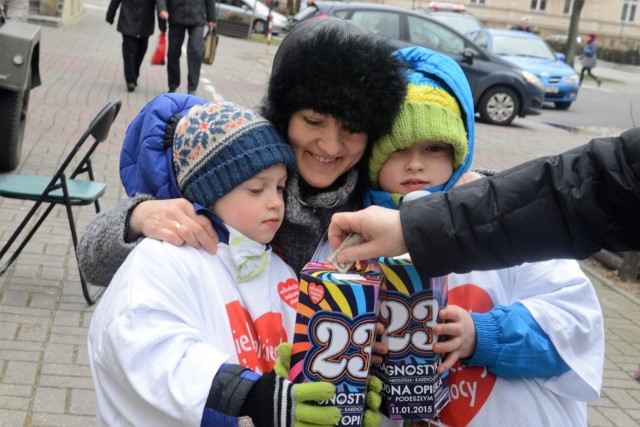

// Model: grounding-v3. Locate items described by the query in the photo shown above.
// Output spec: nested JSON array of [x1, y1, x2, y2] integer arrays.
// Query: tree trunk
[[565, 0, 585, 66]]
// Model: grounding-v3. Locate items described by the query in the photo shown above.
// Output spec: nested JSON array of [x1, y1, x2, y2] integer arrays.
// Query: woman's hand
[[129, 199, 219, 253], [433, 305, 476, 373]]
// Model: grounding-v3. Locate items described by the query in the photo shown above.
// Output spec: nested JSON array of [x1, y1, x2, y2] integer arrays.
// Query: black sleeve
[[106, 0, 121, 24], [206, 0, 216, 22], [400, 127, 640, 278], [206, 364, 257, 416]]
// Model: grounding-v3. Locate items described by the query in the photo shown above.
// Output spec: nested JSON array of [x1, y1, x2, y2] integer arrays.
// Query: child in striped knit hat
[[372, 48, 604, 427], [89, 99, 344, 427]]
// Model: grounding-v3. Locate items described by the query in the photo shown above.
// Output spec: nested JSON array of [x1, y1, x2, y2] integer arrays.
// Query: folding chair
[[0, 99, 122, 305]]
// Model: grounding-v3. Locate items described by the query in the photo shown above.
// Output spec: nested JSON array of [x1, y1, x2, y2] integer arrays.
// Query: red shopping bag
[[151, 32, 167, 65]]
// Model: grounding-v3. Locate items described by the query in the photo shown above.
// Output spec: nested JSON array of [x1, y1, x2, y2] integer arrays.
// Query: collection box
[[289, 262, 381, 427], [372, 255, 450, 421]]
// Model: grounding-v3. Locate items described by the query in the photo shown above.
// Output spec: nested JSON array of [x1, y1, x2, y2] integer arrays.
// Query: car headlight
[[521, 70, 544, 89], [564, 74, 579, 84]]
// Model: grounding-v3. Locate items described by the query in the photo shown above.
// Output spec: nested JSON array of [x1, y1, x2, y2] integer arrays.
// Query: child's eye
[[425, 145, 446, 153], [249, 188, 263, 195], [277, 185, 286, 193]]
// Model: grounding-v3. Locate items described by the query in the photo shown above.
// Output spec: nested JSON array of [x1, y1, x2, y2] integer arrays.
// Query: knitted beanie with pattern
[[172, 102, 296, 208]]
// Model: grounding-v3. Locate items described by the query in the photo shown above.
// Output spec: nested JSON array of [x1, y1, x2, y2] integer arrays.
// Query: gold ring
[[174, 222, 181, 233]]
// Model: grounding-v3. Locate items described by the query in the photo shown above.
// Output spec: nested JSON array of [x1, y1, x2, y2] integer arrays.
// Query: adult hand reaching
[[328, 206, 407, 263], [128, 199, 219, 253]]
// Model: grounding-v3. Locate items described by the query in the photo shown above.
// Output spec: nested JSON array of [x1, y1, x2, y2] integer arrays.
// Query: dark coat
[[400, 127, 640, 278], [156, 0, 215, 27], [106, 0, 158, 38]]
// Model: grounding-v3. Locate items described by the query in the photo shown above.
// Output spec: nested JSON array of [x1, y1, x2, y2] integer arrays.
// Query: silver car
[[217, 0, 288, 35]]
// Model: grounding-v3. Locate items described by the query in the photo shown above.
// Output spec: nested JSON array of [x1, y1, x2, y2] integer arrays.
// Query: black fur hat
[[261, 17, 407, 145]]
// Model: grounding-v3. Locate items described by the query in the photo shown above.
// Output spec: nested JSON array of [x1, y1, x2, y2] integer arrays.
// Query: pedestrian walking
[[579, 32, 602, 87], [106, 0, 160, 92], [157, 0, 216, 94]]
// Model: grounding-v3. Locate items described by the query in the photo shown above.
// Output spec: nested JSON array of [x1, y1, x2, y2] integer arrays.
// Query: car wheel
[[554, 101, 572, 110], [252, 19, 266, 35], [0, 83, 29, 172], [478, 86, 519, 126]]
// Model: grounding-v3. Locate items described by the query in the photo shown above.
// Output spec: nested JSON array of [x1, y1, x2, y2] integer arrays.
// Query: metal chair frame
[[0, 99, 122, 305]]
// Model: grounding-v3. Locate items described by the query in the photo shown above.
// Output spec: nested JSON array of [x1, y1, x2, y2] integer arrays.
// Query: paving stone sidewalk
[[0, 2, 638, 425]]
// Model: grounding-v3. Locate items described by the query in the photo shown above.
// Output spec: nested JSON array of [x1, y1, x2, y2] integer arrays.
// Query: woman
[[77, 17, 407, 285], [106, 0, 160, 92], [579, 33, 602, 87]]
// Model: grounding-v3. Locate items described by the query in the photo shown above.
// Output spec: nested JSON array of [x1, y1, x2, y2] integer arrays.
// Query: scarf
[[272, 170, 362, 275]]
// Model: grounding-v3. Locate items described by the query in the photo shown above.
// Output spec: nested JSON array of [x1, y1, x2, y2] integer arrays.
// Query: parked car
[[544, 33, 585, 57], [217, 0, 288, 35], [421, 1, 483, 34], [0, 5, 41, 171], [467, 28, 579, 110], [285, 2, 544, 125]]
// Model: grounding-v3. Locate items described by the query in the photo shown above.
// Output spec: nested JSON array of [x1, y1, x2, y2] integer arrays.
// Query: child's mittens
[[274, 342, 292, 378], [363, 375, 383, 427], [242, 342, 341, 427]]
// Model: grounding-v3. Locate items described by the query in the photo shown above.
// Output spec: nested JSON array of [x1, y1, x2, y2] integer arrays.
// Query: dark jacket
[[156, 0, 215, 26], [106, 0, 158, 38], [401, 127, 640, 278]]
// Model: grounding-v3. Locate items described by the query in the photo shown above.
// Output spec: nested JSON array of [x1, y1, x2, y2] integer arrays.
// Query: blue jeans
[[167, 24, 204, 92]]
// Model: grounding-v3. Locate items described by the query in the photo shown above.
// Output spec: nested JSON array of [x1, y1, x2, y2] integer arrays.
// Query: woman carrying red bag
[[106, 0, 163, 92]]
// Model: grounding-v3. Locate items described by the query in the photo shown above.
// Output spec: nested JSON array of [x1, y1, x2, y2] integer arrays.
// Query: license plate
[[544, 85, 560, 94]]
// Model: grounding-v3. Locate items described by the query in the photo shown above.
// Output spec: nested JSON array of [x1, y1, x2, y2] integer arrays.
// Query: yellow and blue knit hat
[[173, 102, 296, 207], [369, 76, 468, 189]]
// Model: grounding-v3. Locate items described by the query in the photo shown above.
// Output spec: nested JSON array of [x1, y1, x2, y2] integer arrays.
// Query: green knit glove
[[363, 375, 383, 427], [275, 343, 384, 427], [242, 342, 341, 427], [274, 342, 292, 378]]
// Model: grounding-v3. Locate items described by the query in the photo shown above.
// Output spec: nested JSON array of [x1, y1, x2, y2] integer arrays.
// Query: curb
[[579, 260, 640, 305]]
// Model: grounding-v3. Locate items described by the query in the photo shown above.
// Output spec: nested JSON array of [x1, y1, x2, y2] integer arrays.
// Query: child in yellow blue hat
[[372, 47, 604, 427]]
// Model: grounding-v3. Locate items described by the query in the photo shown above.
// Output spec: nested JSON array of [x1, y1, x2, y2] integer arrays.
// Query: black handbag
[[203, 29, 219, 65]]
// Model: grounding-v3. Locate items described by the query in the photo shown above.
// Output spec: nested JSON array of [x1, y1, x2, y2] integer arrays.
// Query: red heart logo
[[439, 284, 497, 426], [278, 278, 300, 309], [308, 283, 325, 305]]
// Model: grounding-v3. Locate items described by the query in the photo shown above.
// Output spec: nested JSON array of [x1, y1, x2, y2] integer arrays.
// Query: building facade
[[394, 0, 639, 50]]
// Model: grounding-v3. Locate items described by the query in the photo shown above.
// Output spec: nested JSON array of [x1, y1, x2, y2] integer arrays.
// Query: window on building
[[621, 0, 638, 22], [470, 0, 486, 4], [530, 0, 547, 11], [563, 0, 574, 15]]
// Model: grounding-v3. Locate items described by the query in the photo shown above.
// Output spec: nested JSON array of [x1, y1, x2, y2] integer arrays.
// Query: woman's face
[[287, 110, 368, 189]]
